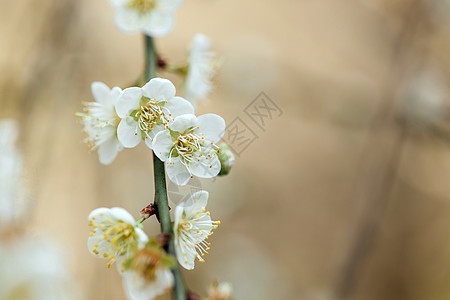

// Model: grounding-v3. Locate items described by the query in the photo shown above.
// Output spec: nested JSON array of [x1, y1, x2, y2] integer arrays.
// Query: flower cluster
[[79, 77, 226, 185], [83, 2, 233, 300], [88, 192, 219, 299]]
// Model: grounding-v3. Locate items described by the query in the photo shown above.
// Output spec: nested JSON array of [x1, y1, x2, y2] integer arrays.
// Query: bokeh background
[[1, 0, 450, 299]]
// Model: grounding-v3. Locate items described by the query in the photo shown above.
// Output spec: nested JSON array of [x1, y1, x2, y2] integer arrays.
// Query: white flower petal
[[110, 207, 136, 225], [175, 239, 195, 270], [164, 97, 195, 120], [169, 114, 198, 133], [117, 117, 141, 148], [110, 86, 123, 101], [87, 230, 111, 258], [142, 78, 176, 100], [190, 33, 211, 53], [88, 207, 113, 223], [116, 87, 142, 118], [166, 157, 191, 186], [173, 205, 184, 229], [144, 124, 165, 149], [152, 130, 173, 161], [114, 8, 143, 34], [116, 255, 127, 275], [189, 154, 221, 178], [97, 137, 121, 165], [91, 82, 111, 105], [134, 228, 149, 248], [109, 0, 129, 7], [183, 191, 209, 214], [197, 114, 225, 144], [156, 0, 184, 11], [123, 269, 173, 300], [143, 11, 175, 37]]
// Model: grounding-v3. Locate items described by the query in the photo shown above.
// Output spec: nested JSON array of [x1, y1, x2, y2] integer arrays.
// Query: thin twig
[[144, 35, 187, 300]]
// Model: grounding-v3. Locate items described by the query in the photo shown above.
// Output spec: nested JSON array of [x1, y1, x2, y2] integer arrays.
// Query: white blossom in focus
[[115, 78, 194, 149], [88, 207, 148, 270], [184, 33, 216, 105], [122, 242, 174, 300], [0, 119, 28, 230], [153, 114, 225, 185], [0, 237, 78, 300], [80, 82, 123, 165], [173, 191, 220, 270], [109, 0, 183, 37]]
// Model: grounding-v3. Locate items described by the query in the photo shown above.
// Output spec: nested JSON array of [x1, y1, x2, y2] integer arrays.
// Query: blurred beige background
[[1, 0, 450, 299]]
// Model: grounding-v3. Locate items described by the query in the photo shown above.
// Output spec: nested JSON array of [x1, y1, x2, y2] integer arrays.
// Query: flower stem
[[144, 34, 187, 300]]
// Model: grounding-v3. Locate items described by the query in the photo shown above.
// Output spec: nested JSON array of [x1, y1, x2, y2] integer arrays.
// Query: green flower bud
[[217, 143, 235, 176]]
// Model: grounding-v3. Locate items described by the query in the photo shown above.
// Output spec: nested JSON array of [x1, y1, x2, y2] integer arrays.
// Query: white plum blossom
[[185, 33, 217, 105], [207, 281, 233, 300], [88, 207, 148, 270], [153, 114, 225, 185], [80, 82, 123, 165], [109, 0, 183, 37], [173, 191, 220, 270], [0, 237, 78, 300], [0, 119, 28, 230], [122, 242, 175, 300], [116, 78, 194, 149]]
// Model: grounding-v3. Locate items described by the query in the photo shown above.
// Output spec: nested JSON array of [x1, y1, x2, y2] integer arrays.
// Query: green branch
[[144, 34, 187, 300]]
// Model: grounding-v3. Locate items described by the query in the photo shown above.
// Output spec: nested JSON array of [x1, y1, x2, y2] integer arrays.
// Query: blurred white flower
[[399, 70, 447, 125], [207, 280, 233, 300], [185, 33, 217, 105], [80, 82, 123, 165], [109, 0, 183, 37], [88, 207, 148, 270], [0, 119, 28, 230], [153, 114, 225, 185], [0, 237, 78, 300], [173, 191, 220, 270], [115, 78, 194, 149], [122, 242, 174, 300]]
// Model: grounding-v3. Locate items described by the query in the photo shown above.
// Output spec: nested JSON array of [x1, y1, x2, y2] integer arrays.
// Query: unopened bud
[[217, 143, 234, 176]]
